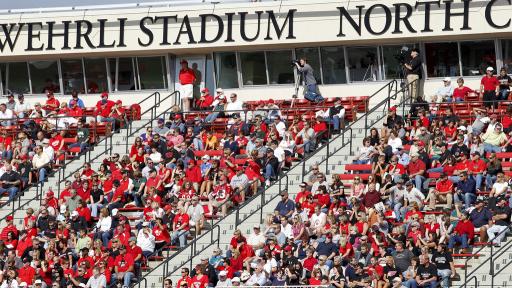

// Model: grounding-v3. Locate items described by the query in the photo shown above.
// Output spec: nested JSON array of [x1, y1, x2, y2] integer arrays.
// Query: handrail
[[296, 79, 404, 180], [0, 91, 166, 223], [135, 79, 401, 286], [60, 91, 176, 187], [147, 175, 288, 288], [458, 224, 512, 288]]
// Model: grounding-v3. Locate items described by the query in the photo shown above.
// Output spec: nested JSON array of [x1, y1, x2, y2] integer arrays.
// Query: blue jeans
[[193, 138, 204, 151], [69, 142, 89, 152], [486, 174, 497, 190], [37, 167, 47, 185], [449, 176, 460, 184], [171, 230, 190, 248], [264, 164, 276, 180], [87, 203, 103, 218], [472, 174, 483, 190], [205, 112, 220, 123], [484, 143, 502, 153], [427, 167, 444, 173], [0, 187, 18, 201], [393, 202, 404, 221], [454, 193, 476, 208], [330, 116, 341, 131], [413, 175, 425, 191], [498, 89, 509, 101], [403, 279, 418, 288], [418, 281, 438, 288], [438, 269, 452, 288], [448, 234, 469, 249], [112, 271, 134, 287]]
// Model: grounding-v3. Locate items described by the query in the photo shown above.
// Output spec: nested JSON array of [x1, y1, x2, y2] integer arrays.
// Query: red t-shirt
[[190, 275, 208, 288], [303, 256, 318, 271], [481, 75, 499, 91], [453, 86, 473, 100], [295, 191, 311, 205], [407, 159, 426, 175], [50, 135, 64, 151], [179, 68, 196, 85], [211, 184, 231, 202], [45, 97, 60, 111], [127, 245, 143, 262], [173, 213, 190, 231], [469, 159, 486, 174], [114, 253, 134, 273], [18, 265, 36, 284], [435, 179, 453, 193], [444, 126, 457, 139], [153, 226, 170, 242]]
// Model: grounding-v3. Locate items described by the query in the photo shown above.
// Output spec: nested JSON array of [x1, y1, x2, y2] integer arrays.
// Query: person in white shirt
[[310, 205, 327, 234], [230, 169, 249, 202], [41, 139, 55, 161], [226, 93, 244, 116], [270, 141, 286, 163], [246, 264, 268, 286], [94, 208, 112, 247], [187, 196, 205, 235], [247, 225, 266, 251], [216, 271, 232, 288], [436, 77, 454, 102], [387, 131, 403, 154], [0, 104, 14, 126], [137, 225, 156, 257], [272, 116, 287, 138], [86, 267, 107, 288], [32, 145, 51, 185], [14, 94, 31, 118], [280, 216, 293, 239]]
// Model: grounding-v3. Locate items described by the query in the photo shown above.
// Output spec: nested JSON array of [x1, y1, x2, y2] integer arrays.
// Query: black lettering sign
[[139, 17, 154, 47], [486, 0, 511, 29], [26, 22, 44, 51], [199, 14, 224, 44], [0, 23, 24, 52]]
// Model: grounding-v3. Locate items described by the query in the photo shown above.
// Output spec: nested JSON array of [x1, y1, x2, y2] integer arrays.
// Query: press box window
[[266, 50, 294, 84], [240, 51, 267, 85], [214, 52, 239, 89]]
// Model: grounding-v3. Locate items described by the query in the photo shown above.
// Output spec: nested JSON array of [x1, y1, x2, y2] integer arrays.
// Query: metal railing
[[135, 171, 289, 288], [296, 78, 408, 181], [0, 91, 172, 223], [134, 79, 405, 287], [459, 225, 512, 288]]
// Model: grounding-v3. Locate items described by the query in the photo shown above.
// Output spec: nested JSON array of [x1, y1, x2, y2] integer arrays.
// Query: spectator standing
[[178, 60, 196, 112], [497, 67, 512, 101], [480, 67, 500, 109]]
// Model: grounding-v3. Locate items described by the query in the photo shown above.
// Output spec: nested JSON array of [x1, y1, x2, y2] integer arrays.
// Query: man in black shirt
[[450, 135, 470, 160], [0, 164, 21, 201], [432, 244, 455, 288], [416, 254, 438, 288], [21, 238, 46, 262], [404, 48, 422, 99], [281, 245, 298, 268], [383, 106, 404, 138], [328, 98, 346, 133], [497, 67, 512, 101], [487, 196, 511, 246]]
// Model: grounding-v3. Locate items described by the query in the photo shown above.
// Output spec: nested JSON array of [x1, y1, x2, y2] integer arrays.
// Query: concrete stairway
[[0, 91, 176, 227], [135, 93, 402, 285]]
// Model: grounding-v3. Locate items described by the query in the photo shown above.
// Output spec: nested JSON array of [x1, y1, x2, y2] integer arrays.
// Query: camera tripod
[[363, 63, 376, 82], [291, 67, 302, 108]]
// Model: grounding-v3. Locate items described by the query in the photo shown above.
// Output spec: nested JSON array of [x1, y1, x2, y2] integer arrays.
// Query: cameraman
[[294, 58, 323, 103], [404, 48, 422, 99]]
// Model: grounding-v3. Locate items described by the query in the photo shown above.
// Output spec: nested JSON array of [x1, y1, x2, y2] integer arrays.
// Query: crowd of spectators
[[170, 71, 512, 288], [0, 86, 351, 288]]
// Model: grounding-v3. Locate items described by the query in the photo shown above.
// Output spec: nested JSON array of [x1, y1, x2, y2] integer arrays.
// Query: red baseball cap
[[6, 215, 13, 221], [101, 92, 109, 98]]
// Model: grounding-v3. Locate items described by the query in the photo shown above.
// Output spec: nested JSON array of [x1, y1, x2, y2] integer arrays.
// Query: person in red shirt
[[448, 212, 474, 252], [108, 180, 125, 212], [302, 248, 318, 271], [190, 265, 208, 288], [294, 182, 311, 205], [126, 237, 143, 274], [426, 173, 453, 210], [113, 245, 135, 287], [43, 91, 60, 114], [153, 218, 170, 252], [185, 160, 202, 191], [176, 268, 192, 288], [145, 169, 162, 195], [95, 92, 116, 121], [171, 206, 190, 248], [0, 215, 18, 241], [67, 100, 83, 118], [207, 176, 232, 217], [468, 151, 486, 191], [18, 258, 36, 284], [480, 66, 500, 109], [196, 88, 214, 110], [49, 130, 65, 153], [453, 77, 474, 102], [407, 154, 426, 192], [178, 60, 196, 112]]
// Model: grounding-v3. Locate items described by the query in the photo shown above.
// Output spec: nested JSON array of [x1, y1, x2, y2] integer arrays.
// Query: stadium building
[[1, 0, 512, 106]]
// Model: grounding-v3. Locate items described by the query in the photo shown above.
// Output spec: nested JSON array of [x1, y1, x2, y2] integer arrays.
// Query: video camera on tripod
[[394, 46, 410, 65]]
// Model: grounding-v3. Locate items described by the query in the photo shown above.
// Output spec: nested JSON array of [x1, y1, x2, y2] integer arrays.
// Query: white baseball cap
[[487, 66, 494, 71], [443, 77, 451, 82]]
